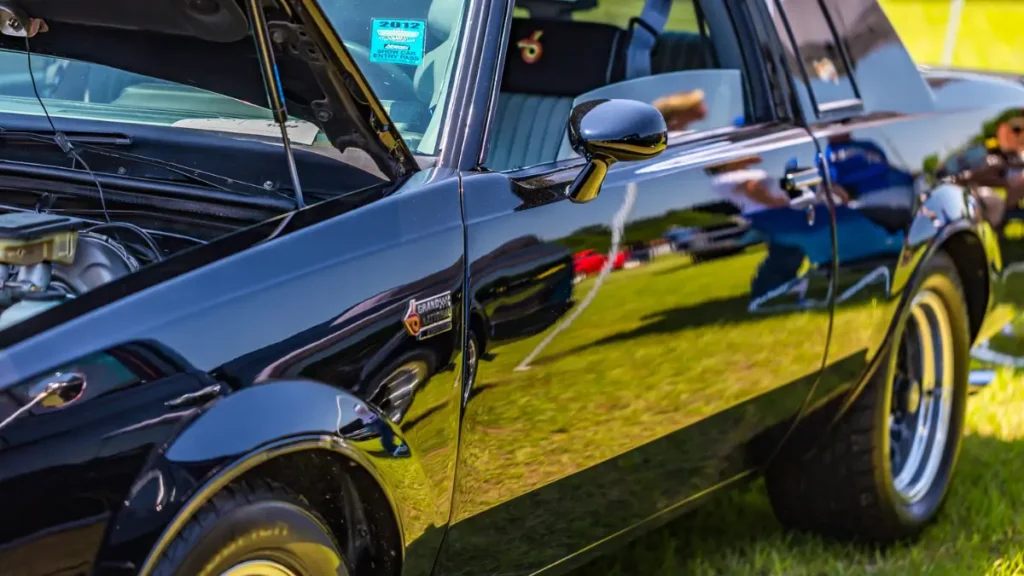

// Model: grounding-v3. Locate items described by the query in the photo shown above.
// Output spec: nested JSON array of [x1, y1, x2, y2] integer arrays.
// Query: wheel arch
[[828, 203, 993, 430], [778, 184, 999, 459], [144, 437, 403, 576], [939, 228, 992, 345], [115, 380, 444, 576]]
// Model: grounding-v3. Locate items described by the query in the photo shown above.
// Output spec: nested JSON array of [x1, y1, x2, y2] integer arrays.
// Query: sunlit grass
[[880, 0, 1024, 73], [572, 369, 1024, 575]]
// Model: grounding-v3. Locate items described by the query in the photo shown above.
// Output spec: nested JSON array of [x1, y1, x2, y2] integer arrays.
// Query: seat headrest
[[501, 18, 627, 96]]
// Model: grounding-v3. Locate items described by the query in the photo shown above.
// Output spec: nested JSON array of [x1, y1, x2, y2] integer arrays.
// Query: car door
[[764, 0, 1007, 414], [437, 0, 834, 573]]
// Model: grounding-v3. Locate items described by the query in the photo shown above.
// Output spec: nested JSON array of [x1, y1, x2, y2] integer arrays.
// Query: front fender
[[99, 380, 442, 576]]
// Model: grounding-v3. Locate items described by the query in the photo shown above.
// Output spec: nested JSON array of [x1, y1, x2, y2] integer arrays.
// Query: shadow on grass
[[569, 432, 1024, 576], [542, 294, 753, 365]]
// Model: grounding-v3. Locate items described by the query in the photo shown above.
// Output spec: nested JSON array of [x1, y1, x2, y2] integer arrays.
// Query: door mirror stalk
[[565, 99, 668, 203]]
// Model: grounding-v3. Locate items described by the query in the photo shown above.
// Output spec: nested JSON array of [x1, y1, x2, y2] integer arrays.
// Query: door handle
[[783, 167, 823, 226], [783, 167, 823, 197]]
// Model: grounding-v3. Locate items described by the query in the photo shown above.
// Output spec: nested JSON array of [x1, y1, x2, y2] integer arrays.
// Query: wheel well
[[941, 231, 989, 343], [242, 449, 402, 576], [469, 310, 487, 350]]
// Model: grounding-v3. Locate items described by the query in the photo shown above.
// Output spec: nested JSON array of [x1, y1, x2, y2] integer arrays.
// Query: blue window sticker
[[370, 19, 426, 66]]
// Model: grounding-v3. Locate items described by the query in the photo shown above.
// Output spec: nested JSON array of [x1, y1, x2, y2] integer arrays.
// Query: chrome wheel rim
[[220, 560, 299, 576], [889, 290, 955, 504]]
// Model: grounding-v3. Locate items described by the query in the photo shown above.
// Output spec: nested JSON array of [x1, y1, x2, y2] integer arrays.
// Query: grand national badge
[[403, 292, 453, 340]]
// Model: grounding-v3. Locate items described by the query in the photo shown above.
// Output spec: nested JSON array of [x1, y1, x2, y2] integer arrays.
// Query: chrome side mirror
[[565, 98, 667, 203]]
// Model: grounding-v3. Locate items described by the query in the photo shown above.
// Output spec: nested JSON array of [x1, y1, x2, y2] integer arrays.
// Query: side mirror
[[565, 99, 668, 203]]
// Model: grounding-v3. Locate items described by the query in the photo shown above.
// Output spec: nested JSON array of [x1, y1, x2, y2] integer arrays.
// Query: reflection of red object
[[573, 249, 627, 276]]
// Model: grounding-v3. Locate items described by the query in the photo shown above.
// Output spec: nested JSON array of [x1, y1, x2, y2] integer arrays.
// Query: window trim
[[719, 0, 777, 125], [496, 119, 790, 180], [775, 0, 865, 121], [475, 0, 517, 167], [478, 0, 781, 174]]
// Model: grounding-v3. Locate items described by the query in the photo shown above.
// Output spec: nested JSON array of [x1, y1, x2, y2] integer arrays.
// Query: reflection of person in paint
[[940, 110, 1024, 229], [653, 91, 815, 300], [652, 89, 708, 132], [706, 156, 824, 301]]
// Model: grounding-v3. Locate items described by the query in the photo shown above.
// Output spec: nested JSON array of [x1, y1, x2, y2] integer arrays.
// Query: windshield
[[0, 0, 468, 156], [321, 0, 468, 154]]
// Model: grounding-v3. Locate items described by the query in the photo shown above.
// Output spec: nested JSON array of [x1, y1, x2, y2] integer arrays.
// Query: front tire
[[152, 479, 349, 576], [765, 251, 970, 543]]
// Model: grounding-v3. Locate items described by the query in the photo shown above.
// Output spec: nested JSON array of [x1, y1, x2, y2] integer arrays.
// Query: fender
[[95, 380, 444, 576], [782, 183, 998, 456], [833, 183, 994, 423]]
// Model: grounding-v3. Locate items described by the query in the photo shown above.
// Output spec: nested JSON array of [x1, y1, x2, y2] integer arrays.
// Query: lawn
[[566, 369, 1024, 575], [489, 2, 1024, 574], [879, 0, 1024, 73]]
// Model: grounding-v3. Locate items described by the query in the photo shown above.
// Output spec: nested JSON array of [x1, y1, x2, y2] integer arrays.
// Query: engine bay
[[0, 211, 144, 330], [0, 171, 270, 331]]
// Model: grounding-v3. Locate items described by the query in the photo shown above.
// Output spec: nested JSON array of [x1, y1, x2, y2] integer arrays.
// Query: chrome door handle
[[783, 167, 823, 226], [784, 167, 823, 196]]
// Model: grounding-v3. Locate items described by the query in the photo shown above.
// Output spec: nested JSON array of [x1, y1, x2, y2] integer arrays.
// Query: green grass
[[880, 0, 1024, 73], [562, 368, 1024, 575], [488, 2, 1024, 573], [434, 240, 1024, 575]]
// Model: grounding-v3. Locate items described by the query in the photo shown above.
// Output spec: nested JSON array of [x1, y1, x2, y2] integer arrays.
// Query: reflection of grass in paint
[[571, 369, 1024, 576], [456, 248, 830, 522]]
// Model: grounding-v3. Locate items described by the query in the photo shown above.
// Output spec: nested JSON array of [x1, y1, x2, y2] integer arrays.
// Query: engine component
[[0, 211, 83, 266], [51, 232, 140, 295], [0, 212, 140, 330]]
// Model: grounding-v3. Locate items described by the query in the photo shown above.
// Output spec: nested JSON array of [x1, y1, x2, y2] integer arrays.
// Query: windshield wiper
[[0, 128, 294, 200], [0, 129, 133, 147]]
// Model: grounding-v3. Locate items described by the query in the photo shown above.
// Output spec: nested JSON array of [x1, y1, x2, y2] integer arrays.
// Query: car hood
[[0, 0, 418, 179]]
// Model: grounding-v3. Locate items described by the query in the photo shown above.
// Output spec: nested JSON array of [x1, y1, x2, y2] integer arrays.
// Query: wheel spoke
[[889, 290, 956, 504]]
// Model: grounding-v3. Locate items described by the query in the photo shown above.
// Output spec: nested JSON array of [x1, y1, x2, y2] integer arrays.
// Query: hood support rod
[[246, 0, 306, 209]]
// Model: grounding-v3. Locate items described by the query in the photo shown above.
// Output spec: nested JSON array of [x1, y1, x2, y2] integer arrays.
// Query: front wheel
[[152, 479, 349, 576], [766, 251, 970, 543]]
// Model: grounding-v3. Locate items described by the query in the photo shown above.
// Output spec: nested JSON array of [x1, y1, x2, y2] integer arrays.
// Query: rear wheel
[[765, 252, 970, 542], [152, 479, 348, 576]]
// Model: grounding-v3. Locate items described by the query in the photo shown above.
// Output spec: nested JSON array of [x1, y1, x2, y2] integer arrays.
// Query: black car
[[0, 0, 1021, 574]]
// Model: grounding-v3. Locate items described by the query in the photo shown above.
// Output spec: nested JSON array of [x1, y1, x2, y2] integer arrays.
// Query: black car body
[[0, 0, 1021, 574]]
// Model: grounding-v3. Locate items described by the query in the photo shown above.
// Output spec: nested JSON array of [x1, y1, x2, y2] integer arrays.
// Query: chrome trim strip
[[818, 98, 864, 114], [477, 0, 516, 167]]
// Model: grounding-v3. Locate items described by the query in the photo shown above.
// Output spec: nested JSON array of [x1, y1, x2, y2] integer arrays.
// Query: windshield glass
[[0, 0, 468, 155], [320, 0, 468, 154]]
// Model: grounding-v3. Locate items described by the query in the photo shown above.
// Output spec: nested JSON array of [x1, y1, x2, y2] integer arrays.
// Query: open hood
[[0, 0, 419, 179]]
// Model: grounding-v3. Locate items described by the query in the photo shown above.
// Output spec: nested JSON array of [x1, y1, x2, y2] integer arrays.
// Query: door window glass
[[776, 0, 860, 112], [485, 0, 759, 173]]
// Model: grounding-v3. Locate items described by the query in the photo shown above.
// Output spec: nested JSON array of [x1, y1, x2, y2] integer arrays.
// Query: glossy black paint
[[0, 0, 1022, 575], [0, 170, 465, 575], [765, 0, 1021, 437]]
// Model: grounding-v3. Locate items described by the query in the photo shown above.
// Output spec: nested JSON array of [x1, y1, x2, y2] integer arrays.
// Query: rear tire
[[152, 479, 349, 576], [765, 251, 970, 543]]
